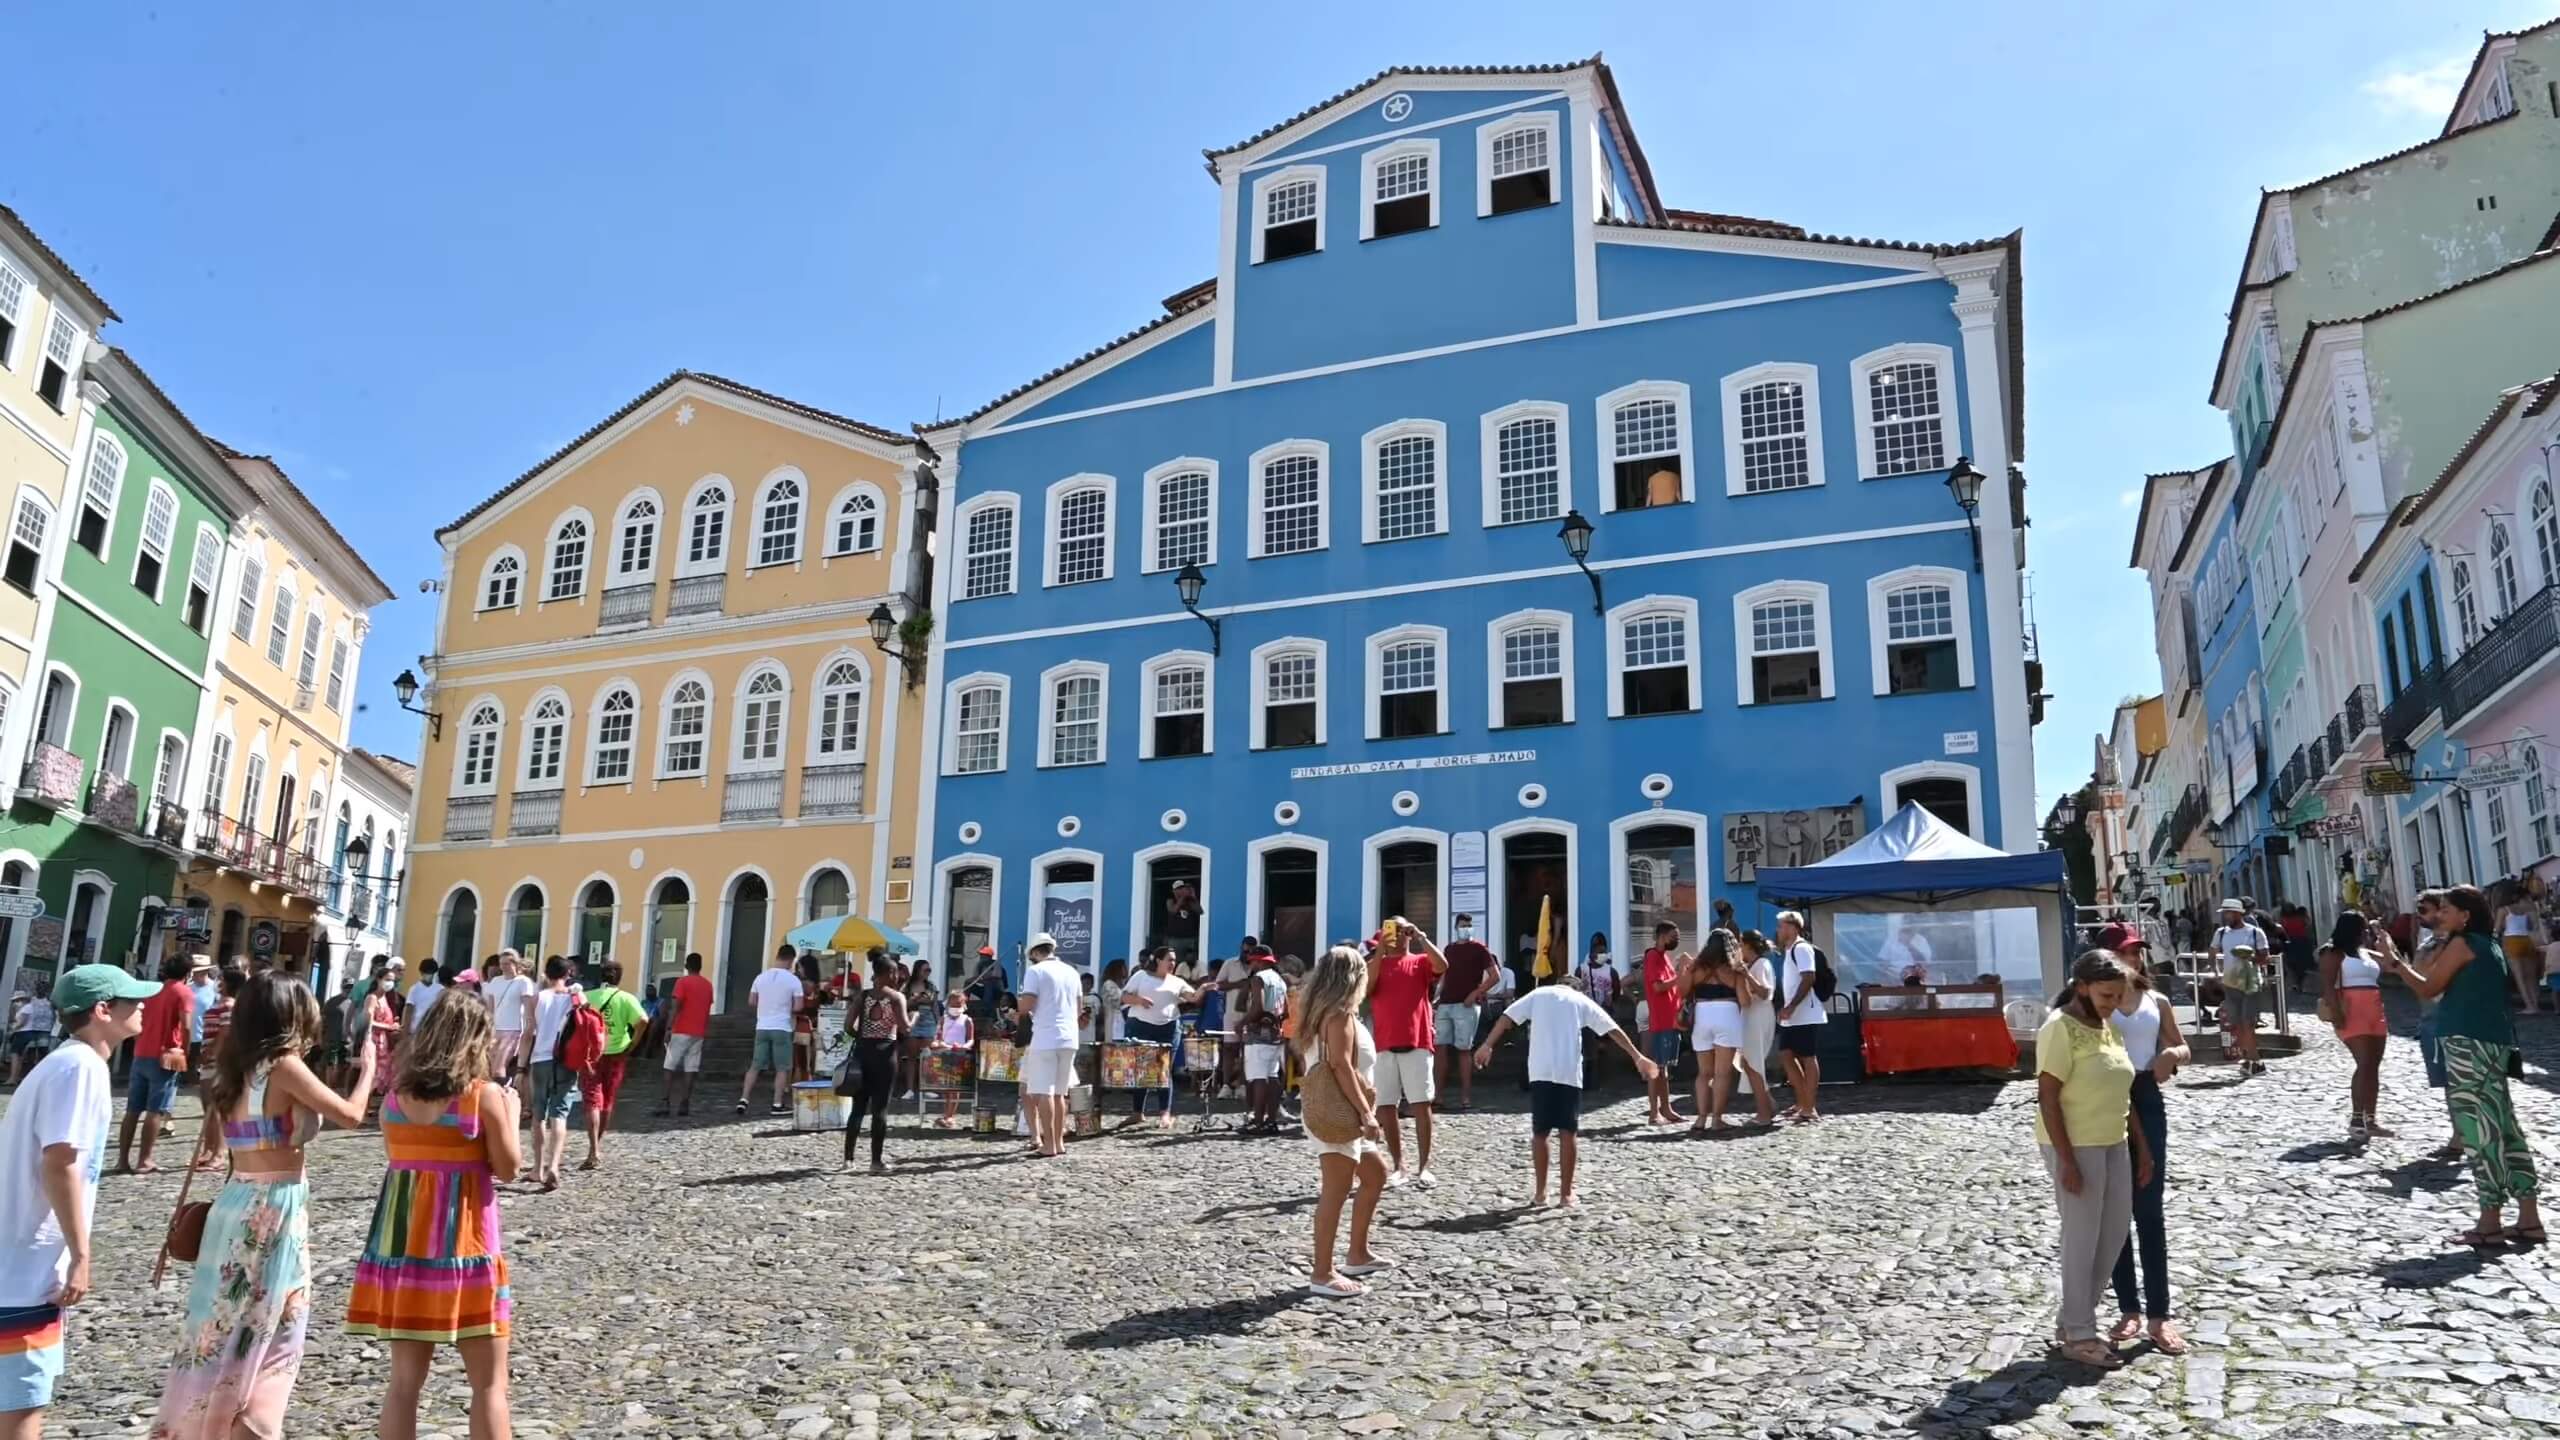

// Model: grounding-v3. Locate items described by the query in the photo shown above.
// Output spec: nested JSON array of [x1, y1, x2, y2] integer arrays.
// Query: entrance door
[[217, 909, 246, 967], [721, 873, 770, 1012], [942, 866, 992, 981], [644, 878, 689, 994], [1143, 854, 1203, 970], [1039, 861, 1097, 975], [439, 891, 478, 973], [1624, 822, 1701, 957], [1376, 841, 1440, 939], [577, 880, 617, 971], [1258, 847, 1317, 963], [1501, 831, 1569, 980], [65, 880, 107, 967]]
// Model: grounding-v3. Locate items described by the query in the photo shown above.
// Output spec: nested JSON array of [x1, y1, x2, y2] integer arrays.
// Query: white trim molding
[[955, 491, 1021, 601], [1485, 817, 1578, 969], [1475, 110, 1560, 218], [609, 487, 663, 584], [542, 506, 594, 604], [1605, 594, 1701, 718], [1865, 564, 1976, 696], [1719, 362, 1826, 496], [1478, 400, 1573, 528], [1360, 825, 1450, 940], [1126, 840, 1212, 964], [1243, 831, 1329, 953], [1364, 622, 1450, 740], [930, 851, 1004, 980], [1848, 342, 1957, 481], [1026, 846, 1106, 967], [1357, 136, 1441, 241], [942, 670, 1013, 777], [824, 481, 887, 558], [1360, 419, 1449, 544], [1595, 379, 1695, 512], [476, 546, 525, 614], [1486, 606, 1576, 729], [1137, 648, 1215, 760], [675, 474, 734, 580], [1249, 164, 1326, 265], [1879, 759, 1984, 841], [1036, 660, 1110, 769], [1250, 636, 1328, 750], [1608, 808, 1712, 966], [1247, 439, 1330, 559], [1140, 457, 1219, 575], [1732, 579, 1835, 705]]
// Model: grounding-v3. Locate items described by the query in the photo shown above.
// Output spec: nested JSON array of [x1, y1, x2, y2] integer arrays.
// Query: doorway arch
[[718, 869, 771, 1012]]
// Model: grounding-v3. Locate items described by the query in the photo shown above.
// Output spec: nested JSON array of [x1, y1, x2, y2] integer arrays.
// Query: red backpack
[[556, 1000, 607, 1073]]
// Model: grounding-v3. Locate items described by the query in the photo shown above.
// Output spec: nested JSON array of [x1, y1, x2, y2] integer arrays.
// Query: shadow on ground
[[1062, 1289, 1313, 1349]]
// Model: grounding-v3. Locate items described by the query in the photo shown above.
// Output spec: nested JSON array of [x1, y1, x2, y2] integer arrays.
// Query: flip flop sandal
[[2454, 1226, 2510, 1248], [1340, 1258, 1398, 1277], [2510, 1226, 2549, 1245], [1305, 1277, 1366, 1299]]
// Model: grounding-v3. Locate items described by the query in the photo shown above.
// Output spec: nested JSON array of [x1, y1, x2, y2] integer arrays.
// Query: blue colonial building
[[912, 60, 2034, 983], [2190, 487, 2276, 904]]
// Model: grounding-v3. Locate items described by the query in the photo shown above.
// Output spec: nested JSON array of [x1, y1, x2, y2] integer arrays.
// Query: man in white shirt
[[483, 950, 535, 1089], [2210, 899, 2273, 1076], [0, 963, 156, 1424], [1017, 933, 1084, 1157], [1473, 976, 1656, 1208], [406, 960, 448, 1031], [737, 945, 805, 1117], [1774, 911, 1828, 1122]]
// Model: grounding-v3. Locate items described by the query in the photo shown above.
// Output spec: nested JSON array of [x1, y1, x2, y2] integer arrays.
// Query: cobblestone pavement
[[20, 1002, 2560, 1438]]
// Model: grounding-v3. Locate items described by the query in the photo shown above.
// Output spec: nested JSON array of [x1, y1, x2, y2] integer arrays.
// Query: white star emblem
[[674, 402, 696, 426], [1382, 93, 1413, 122]]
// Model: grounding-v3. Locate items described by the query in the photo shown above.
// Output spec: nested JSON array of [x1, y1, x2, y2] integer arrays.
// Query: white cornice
[[932, 302, 1219, 446], [1211, 70, 1594, 181], [1599, 226, 1944, 273], [435, 591, 902, 679]]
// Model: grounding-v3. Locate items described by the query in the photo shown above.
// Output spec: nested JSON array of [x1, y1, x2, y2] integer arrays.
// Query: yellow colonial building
[[402, 373, 933, 1013]]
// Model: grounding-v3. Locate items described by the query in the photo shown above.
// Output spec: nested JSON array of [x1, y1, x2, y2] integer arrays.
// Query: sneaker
[[1412, 1168, 1438, 1189], [735, 1100, 749, 1115], [1384, 1169, 1409, 1189], [2348, 1116, 2370, 1142]]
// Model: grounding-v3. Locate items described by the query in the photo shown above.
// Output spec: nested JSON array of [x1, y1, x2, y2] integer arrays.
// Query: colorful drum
[[972, 1104, 1000, 1134], [978, 1038, 1020, 1082], [791, 1080, 848, 1133], [922, 1048, 973, 1090], [1100, 1041, 1172, 1089], [1071, 1108, 1102, 1137], [1181, 1033, 1222, 1073]]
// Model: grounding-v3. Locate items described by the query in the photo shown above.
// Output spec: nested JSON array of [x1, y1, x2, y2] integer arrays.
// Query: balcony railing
[[194, 812, 258, 868], [722, 771, 782, 821], [2379, 664, 2444, 759], [86, 773, 140, 833], [150, 800, 191, 851], [668, 573, 725, 619], [2343, 682, 2376, 739], [445, 796, 495, 843], [18, 742, 82, 809], [508, 790, 562, 838], [2444, 580, 2558, 727], [799, 762, 865, 817], [599, 581, 654, 629], [2270, 745, 2305, 808]]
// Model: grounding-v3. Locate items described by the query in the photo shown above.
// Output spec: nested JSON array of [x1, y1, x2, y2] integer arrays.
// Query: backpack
[[556, 999, 607, 1073], [1811, 946, 1838, 1004]]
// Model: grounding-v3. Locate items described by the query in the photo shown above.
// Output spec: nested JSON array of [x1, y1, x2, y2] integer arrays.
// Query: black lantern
[[2053, 796, 2080, 828], [341, 833, 371, 870], [1945, 457, 1987, 570], [1173, 561, 1220, 655], [866, 603, 896, 649], [1557, 509, 1602, 615], [869, 603, 924, 688], [390, 668, 441, 741]]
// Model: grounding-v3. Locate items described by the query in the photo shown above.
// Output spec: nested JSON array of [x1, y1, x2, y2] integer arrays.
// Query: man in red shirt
[[1367, 918, 1448, 1186], [1432, 913, 1498, 1112], [1641, 921, 1690, 1127], [653, 952, 716, 1117], [117, 955, 196, 1173]]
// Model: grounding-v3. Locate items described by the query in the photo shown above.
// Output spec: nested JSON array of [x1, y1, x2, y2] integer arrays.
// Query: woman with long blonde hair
[[1296, 945, 1390, 1298]]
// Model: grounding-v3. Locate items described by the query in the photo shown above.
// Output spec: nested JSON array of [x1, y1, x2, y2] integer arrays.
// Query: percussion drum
[[1181, 1033, 1223, 1074], [1071, 1108, 1102, 1137], [922, 1048, 972, 1090], [1100, 1041, 1172, 1090], [972, 1104, 1000, 1134], [978, 1038, 1020, 1083], [791, 1080, 848, 1132]]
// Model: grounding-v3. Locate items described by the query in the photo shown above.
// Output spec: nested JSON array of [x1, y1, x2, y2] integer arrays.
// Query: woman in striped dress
[[346, 990, 521, 1439]]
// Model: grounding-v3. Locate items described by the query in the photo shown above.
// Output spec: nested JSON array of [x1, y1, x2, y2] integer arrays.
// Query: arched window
[[266, 579, 295, 665], [811, 657, 866, 761], [506, 881, 546, 956], [2490, 521, 2522, 617], [1252, 638, 1325, 749], [1144, 460, 1216, 573], [612, 492, 660, 580], [1867, 566, 1975, 696], [6, 489, 54, 593], [1598, 381, 1690, 511], [1721, 362, 1825, 494], [947, 675, 1009, 774], [1362, 421, 1445, 542], [2532, 480, 2560, 591], [1248, 441, 1327, 558], [1609, 598, 1698, 717], [521, 692, 568, 787], [1366, 625, 1446, 739], [546, 512, 590, 600], [1039, 662, 1108, 767], [455, 699, 503, 795], [754, 472, 803, 567], [134, 480, 178, 597], [828, 486, 883, 556], [2525, 743, 2552, 857], [479, 548, 522, 611], [806, 866, 854, 921], [33, 665, 77, 750], [959, 495, 1017, 599], [735, 666, 787, 769], [1252, 167, 1323, 263], [1850, 344, 1954, 479], [1045, 476, 1114, 587], [297, 610, 324, 692], [1488, 610, 1570, 728], [681, 479, 729, 576], [75, 431, 123, 557], [2451, 560, 2481, 650], [1140, 651, 1212, 759], [1480, 403, 1567, 526], [1734, 581, 1833, 705], [661, 677, 710, 777], [589, 685, 638, 783]]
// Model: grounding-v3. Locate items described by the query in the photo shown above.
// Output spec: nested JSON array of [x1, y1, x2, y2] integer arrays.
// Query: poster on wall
[[1044, 882, 1097, 975], [1722, 805, 1867, 885]]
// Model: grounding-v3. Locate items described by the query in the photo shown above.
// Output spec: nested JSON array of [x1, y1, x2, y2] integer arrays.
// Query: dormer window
[[1361, 140, 1438, 241], [1254, 168, 1323, 264], [1479, 115, 1556, 216]]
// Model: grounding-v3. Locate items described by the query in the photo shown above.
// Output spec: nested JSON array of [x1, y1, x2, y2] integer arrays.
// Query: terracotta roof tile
[[350, 748, 418, 792], [2439, 18, 2558, 136], [208, 445, 394, 602], [1204, 59, 1597, 162], [1596, 214, 2007, 257], [0, 202, 120, 323]]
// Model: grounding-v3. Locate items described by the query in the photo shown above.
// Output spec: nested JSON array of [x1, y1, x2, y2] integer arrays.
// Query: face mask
[[1454, 926, 1474, 941]]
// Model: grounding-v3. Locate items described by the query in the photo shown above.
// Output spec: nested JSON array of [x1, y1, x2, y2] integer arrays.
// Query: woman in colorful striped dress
[[346, 990, 521, 1440], [152, 974, 375, 1439]]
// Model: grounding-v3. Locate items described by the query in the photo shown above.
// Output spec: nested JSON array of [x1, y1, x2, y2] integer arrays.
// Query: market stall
[[1755, 803, 2070, 1078]]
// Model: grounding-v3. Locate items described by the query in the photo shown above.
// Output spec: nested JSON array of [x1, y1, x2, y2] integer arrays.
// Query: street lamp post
[[867, 604, 926, 688], [1945, 457, 1986, 571], [1557, 509, 1602, 616], [1173, 562, 1221, 656], [390, 669, 442, 742]]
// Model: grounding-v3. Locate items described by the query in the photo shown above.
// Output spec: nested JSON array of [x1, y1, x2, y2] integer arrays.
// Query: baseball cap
[[1026, 932, 1059, 955], [53, 963, 164, 1012], [453, 969, 483, 987], [2093, 922, 2149, 953], [977, 945, 995, 958]]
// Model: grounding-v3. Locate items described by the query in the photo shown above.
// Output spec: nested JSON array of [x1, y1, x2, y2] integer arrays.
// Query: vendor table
[[1856, 983, 2020, 1076]]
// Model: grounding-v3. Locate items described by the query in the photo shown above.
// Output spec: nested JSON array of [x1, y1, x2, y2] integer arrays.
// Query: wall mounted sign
[[2460, 759, 2533, 790], [2361, 765, 2413, 796], [1290, 749, 1535, 781], [0, 890, 43, 921], [1451, 832, 1487, 869], [1943, 730, 1979, 755], [1722, 805, 1867, 884], [1380, 93, 1414, 121], [250, 920, 281, 958]]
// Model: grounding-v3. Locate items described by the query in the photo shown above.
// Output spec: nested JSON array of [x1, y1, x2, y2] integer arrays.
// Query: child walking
[[1473, 975, 1658, 1208]]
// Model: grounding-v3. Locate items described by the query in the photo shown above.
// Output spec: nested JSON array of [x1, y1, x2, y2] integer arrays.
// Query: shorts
[[491, 1030, 524, 1077], [1433, 1003, 1480, 1050], [530, 1060, 577, 1121], [1528, 1080, 1583, 1134], [0, 1303, 65, 1411], [579, 1052, 631, 1115], [1244, 1043, 1285, 1082], [1307, 1133, 1386, 1163], [750, 1029, 793, 1072], [662, 1033, 705, 1073], [2335, 987, 2387, 1040], [10, 1031, 48, 1056], [2507, 935, 2540, 964], [1371, 1048, 1436, 1109], [2221, 989, 2261, 1030], [127, 1057, 180, 1115], [1020, 1047, 1079, 1096], [1778, 1024, 1824, 1057], [1691, 1000, 1745, 1051], [1647, 1029, 1683, 1067]]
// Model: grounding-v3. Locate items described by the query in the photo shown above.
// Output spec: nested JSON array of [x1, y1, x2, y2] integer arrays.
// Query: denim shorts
[[1646, 1029, 1683, 1066], [126, 1058, 180, 1115], [529, 1060, 578, 1122], [751, 1029, 793, 1072]]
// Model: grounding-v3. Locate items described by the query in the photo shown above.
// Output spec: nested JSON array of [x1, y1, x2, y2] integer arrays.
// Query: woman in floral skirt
[[347, 990, 521, 1440], [151, 973, 375, 1439]]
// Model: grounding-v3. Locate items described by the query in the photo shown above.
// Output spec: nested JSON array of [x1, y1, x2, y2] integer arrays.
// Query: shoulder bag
[[1297, 1027, 1365, 1145], [152, 1156, 212, 1286]]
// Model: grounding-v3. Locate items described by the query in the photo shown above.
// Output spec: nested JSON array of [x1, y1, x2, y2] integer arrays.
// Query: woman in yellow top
[[2035, 951, 2154, 1368]]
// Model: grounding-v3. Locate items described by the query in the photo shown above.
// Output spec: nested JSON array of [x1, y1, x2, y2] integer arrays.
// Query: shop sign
[[1289, 749, 1534, 780], [250, 920, 281, 958], [0, 889, 42, 921], [2305, 811, 2364, 839], [1943, 730, 1979, 755], [2361, 765, 2413, 796], [2460, 759, 2533, 790]]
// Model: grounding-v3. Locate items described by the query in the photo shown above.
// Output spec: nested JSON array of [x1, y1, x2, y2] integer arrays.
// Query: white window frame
[[130, 479, 179, 602], [611, 488, 662, 582], [37, 309, 80, 410], [676, 475, 731, 579], [1478, 401, 1572, 528], [1475, 111, 1559, 217], [1865, 564, 1976, 695], [544, 507, 592, 602], [1249, 164, 1326, 264], [587, 682, 640, 786], [231, 548, 263, 642], [1364, 623, 1449, 740], [1595, 380, 1695, 512], [1361, 419, 1448, 544], [0, 256, 27, 370], [750, 467, 805, 570], [657, 671, 714, 779], [1880, 759, 1984, 841], [185, 522, 222, 631], [1719, 362, 1826, 496], [1605, 595, 1701, 718], [1358, 137, 1441, 241], [1138, 649, 1216, 759], [451, 695, 505, 798], [2526, 476, 2560, 592], [76, 431, 124, 560], [807, 651, 871, 764], [825, 482, 886, 558], [1250, 637, 1328, 749], [942, 671, 1013, 776], [732, 663, 791, 772], [477, 547, 524, 613], [324, 630, 352, 712], [1247, 440, 1329, 559], [519, 688, 570, 791], [1849, 342, 1957, 480], [265, 579, 296, 666], [1037, 660, 1110, 768], [296, 610, 324, 692], [1486, 607, 1575, 729], [98, 698, 138, 780], [2487, 518, 2522, 618], [1043, 474, 1117, 588], [1141, 458, 1219, 574], [1732, 579, 1836, 705], [957, 493, 1021, 600]]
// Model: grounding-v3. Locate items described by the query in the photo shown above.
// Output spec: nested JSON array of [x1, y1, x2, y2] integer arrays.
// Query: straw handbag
[[1297, 1046, 1364, 1144]]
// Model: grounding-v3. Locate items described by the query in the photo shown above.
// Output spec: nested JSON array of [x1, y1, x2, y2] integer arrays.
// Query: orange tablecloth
[[1861, 1015, 2020, 1075]]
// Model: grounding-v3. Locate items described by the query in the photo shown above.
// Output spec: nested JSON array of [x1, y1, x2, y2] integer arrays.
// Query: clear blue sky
[[5, 2, 2542, 802]]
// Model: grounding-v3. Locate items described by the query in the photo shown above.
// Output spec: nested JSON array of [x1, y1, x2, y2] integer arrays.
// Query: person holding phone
[[1365, 918, 1448, 1187], [2035, 952, 2153, 1368], [2386, 885, 2542, 1247]]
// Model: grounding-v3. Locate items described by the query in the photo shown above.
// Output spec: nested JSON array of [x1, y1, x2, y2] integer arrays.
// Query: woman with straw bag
[[1296, 945, 1391, 1298]]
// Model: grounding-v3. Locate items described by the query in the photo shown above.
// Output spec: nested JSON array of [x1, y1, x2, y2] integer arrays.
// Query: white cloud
[[2118, 488, 2141, 509], [2363, 56, 2469, 118]]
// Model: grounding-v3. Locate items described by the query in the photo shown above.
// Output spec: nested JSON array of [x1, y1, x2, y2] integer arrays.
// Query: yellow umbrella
[[783, 914, 920, 956], [1530, 894, 1555, 981]]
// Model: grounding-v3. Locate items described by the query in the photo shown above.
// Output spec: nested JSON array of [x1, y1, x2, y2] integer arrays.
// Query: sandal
[[2510, 1225, 2548, 1246], [2055, 1339, 2122, 1368], [2147, 1321, 2190, 1355], [2454, 1225, 2510, 1248], [2107, 1315, 2144, 1343], [1306, 1276, 1367, 1299], [1340, 1257, 1398, 1277]]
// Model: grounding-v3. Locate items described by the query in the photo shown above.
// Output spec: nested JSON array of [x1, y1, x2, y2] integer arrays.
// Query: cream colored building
[[402, 372, 933, 1012]]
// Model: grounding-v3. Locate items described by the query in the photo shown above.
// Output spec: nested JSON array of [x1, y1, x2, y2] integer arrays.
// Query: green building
[[1, 348, 250, 995]]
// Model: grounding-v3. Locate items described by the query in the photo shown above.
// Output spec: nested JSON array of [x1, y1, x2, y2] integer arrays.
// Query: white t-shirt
[[483, 975, 533, 1033], [1744, 958, 1776, 1015], [1212, 957, 1251, 1025], [406, 980, 445, 1029], [1778, 941, 1824, 1026], [1098, 980, 1124, 1042], [1501, 986, 1616, 1088], [1124, 971, 1193, 1027], [1487, 964, 1518, 1000], [749, 968, 804, 1031], [11, 998, 53, 1035], [1020, 957, 1083, 1052], [0, 1043, 110, 1305], [532, 987, 578, 1059]]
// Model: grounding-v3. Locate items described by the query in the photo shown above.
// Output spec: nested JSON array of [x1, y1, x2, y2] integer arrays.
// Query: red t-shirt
[[140, 982, 194, 1063], [1642, 948, 1681, 1033], [668, 973, 714, 1038], [1369, 951, 1438, 1051], [1436, 940, 1495, 1005]]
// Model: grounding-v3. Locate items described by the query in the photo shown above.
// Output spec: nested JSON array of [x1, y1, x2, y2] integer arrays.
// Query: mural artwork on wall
[[1722, 805, 1867, 885]]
